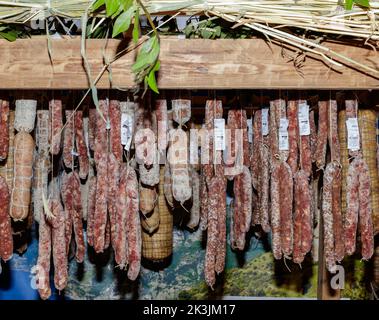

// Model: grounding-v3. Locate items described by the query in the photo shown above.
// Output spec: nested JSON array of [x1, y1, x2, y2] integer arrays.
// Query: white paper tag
[[121, 113, 134, 151], [346, 118, 360, 151], [298, 103, 310, 136], [247, 118, 253, 143], [278, 118, 289, 151], [261, 108, 269, 136], [214, 118, 226, 151]]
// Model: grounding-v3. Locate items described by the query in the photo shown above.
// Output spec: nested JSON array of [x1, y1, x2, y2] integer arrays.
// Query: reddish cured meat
[[328, 100, 340, 164], [35, 211, 52, 300], [214, 174, 227, 275], [109, 100, 123, 163], [0, 176, 13, 261], [115, 164, 128, 268], [63, 110, 74, 169], [224, 110, 237, 172], [125, 166, 140, 281], [270, 163, 282, 260], [279, 162, 293, 257], [322, 162, 337, 272], [251, 109, 262, 189], [345, 158, 360, 256], [93, 152, 108, 253], [71, 171, 85, 263], [203, 100, 223, 182], [49, 99, 63, 155], [357, 159, 374, 260], [259, 144, 270, 233], [204, 176, 220, 289], [75, 111, 89, 179], [0, 99, 10, 161], [61, 171, 85, 262], [49, 198, 68, 291], [314, 101, 328, 169], [86, 174, 97, 247], [332, 165, 344, 262], [293, 170, 312, 264], [104, 218, 111, 251], [287, 100, 298, 174], [94, 100, 108, 165], [107, 152, 120, 251], [199, 171, 208, 231]]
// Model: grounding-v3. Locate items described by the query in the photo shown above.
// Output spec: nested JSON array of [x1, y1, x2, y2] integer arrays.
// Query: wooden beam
[[0, 36, 378, 90]]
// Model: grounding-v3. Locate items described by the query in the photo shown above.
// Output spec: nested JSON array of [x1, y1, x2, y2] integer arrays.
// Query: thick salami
[[10, 131, 34, 221]]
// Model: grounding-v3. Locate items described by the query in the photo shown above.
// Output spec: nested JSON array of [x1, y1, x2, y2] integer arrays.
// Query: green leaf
[[112, 5, 135, 37], [200, 28, 212, 39], [147, 72, 159, 93], [121, 0, 133, 11], [92, 0, 105, 10], [132, 8, 139, 43], [105, 0, 120, 17], [0, 30, 17, 41], [345, 0, 354, 9], [132, 39, 159, 73], [354, 0, 370, 7]]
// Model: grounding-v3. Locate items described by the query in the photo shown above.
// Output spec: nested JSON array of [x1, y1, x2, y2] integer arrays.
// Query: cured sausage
[[287, 101, 298, 174], [109, 100, 123, 163], [10, 131, 34, 221], [63, 110, 74, 169], [0, 99, 10, 161], [115, 164, 128, 268], [0, 176, 13, 261], [49, 99, 63, 155], [125, 166, 140, 281], [107, 152, 120, 251], [314, 101, 328, 169], [322, 162, 338, 273], [75, 111, 89, 179]]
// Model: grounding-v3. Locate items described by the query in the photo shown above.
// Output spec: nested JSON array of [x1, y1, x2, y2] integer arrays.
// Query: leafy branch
[[93, 0, 160, 93]]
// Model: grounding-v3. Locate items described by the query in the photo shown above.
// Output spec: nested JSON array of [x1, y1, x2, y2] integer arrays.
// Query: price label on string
[[261, 108, 269, 136], [278, 118, 289, 151], [298, 103, 310, 136], [214, 118, 226, 151], [346, 117, 360, 151]]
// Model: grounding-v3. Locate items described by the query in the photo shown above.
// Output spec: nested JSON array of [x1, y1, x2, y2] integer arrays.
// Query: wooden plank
[[0, 36, 378, 89]]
